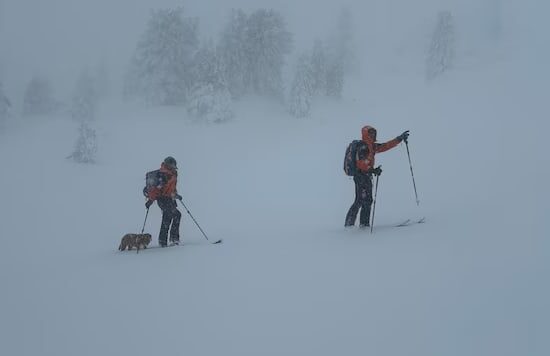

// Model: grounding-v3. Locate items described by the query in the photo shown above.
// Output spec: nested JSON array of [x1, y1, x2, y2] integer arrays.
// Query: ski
[[121, 239, 221, 252], [395, 219, 411, 227], [395, 217, 425, 227], [148, 243, 184, 249]]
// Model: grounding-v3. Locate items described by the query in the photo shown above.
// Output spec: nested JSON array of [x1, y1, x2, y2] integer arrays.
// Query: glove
[[369, 166, 382, 176], [397, 130, 410, 142], [175, 194, 182, 201], [145, 200, 153, 209]]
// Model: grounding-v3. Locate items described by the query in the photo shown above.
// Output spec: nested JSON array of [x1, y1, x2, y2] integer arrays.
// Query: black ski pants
[[345, 174, 373, 227], [157, 197, 182, 244]]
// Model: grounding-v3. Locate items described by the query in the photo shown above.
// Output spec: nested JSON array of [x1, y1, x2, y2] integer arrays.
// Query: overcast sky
[[0, 0, 545, 100]]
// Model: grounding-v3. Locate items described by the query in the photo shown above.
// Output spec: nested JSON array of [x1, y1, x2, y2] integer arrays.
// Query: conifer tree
[[245, 9, 292, 99], [68, 123, 97, 164], [325, 57, 344, 98], [218, 8, 292, 100], [310, 40, 328, 95], [336, 7, 355, 74], [426, 11, 456, 81], [125, 8, 199, 105], [187, 42, 233, 123], [289, 54, 314, 118], [218, 9, 249, 99]]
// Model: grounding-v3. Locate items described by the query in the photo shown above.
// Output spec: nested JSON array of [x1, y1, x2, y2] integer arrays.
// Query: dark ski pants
[[345, 174, 373, 227], [157, 198, 182, 244]]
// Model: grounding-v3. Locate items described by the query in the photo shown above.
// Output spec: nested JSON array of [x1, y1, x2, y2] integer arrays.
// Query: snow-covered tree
[[288, 53, 314, 118], [218, 9, 249, 99], [426, 11, 455, 81], [244, 9, 292, 99], [125, 7, 199, 105], [188, 83, 233, 123], [288, 39, 344, 117], [310, 40, 328, 95], [23, 76, 57, 116], [335, 7, 356, 74], [218, 8, 292, 100], [187, 42, 233, 123], [0, 81, 11, 126], [71, 69, 98, 122], [68, 123, 97, 164], [325, 57, 344, 98], [192, 42, 226, 91]]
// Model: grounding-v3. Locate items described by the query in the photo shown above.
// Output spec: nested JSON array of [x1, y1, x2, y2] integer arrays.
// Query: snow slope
[[1, 55, 549, 356]]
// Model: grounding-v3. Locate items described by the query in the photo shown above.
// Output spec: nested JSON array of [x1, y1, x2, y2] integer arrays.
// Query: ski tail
[[395, 217, 425, 227]]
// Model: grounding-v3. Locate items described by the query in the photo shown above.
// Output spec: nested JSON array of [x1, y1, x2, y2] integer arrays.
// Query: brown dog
[[118, 233, 152, 253]]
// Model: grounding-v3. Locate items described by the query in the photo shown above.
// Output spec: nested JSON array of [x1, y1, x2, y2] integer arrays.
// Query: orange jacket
[[149, 163, 178, 201], [356, 125, 400, 173]]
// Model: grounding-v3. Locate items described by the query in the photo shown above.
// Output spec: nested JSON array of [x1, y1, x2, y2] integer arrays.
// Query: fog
[[2, 0, 546, 101], [1, 1, 549, 355]]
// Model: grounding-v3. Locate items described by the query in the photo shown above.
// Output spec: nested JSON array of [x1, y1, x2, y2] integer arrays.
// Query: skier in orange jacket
[[145, 156, 182, 246], [345, 126, 409, 228]]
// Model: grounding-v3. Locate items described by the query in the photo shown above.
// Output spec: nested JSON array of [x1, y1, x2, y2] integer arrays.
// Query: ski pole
[[404, 138, 420, 206], [370, 169, 380, 234], [178, 198, 222, 244], [141, 208, 149, 234]]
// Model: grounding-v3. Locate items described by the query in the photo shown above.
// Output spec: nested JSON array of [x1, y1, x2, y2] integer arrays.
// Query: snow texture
[[2, 57, 548, 355]]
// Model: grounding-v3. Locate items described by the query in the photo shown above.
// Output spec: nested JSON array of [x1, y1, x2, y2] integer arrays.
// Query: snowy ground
[[1, 56, 548, 355]]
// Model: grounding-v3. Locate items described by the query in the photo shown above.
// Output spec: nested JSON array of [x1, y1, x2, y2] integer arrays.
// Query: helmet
[[163, 156, 177, 169]]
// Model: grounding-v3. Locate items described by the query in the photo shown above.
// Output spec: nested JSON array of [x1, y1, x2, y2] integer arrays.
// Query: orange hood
[[361, 125, 377, 145]]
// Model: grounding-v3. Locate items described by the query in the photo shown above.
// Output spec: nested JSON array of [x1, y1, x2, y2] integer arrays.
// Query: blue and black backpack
[[142, 170, 168, 198], [343, 140, 365, 176]]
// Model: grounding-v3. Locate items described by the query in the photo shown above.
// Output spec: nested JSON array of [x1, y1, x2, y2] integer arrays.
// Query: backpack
[[343, 140, 365, 176], [142, 169, 167, 199]]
